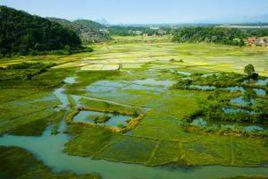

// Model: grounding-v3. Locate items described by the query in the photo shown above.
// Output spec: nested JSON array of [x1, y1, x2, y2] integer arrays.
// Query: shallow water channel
[[0, 77, 268, 178]]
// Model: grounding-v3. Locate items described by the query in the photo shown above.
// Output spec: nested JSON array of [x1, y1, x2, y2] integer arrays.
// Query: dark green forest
[[0, 6, 81, 57], [172, 27, 268, 46], [172, 27, 246, 46]]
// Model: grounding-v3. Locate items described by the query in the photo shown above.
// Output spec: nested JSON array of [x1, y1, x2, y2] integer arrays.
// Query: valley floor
[[0, 36, 268, 179]]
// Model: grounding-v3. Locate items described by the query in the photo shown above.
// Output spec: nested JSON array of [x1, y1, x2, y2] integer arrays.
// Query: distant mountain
[[0, 6, 81, 57], [48, 18, 111, 43]]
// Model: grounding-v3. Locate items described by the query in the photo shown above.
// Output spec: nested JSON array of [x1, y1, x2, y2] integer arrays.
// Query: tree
[[244, 64, 255, 77]]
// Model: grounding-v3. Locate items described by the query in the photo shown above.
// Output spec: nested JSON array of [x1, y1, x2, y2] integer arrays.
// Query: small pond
[[186, 84, 266, 97], [64, 77, 77, 84], [73, 110, 132, 127], [256, 79, 268, 86], [230, 96, 254, 107], [191, 118, 265, 132], [243, 78, 268, 86], [189, 85, 216, 90], [222, 107, 256, 115], [254, 88, 266, 96], [191, 117, 207, 127], [225, 86, 245, 93]]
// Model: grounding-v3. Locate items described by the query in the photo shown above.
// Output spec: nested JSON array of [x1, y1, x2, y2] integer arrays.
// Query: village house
[[246, 37, 256, 45], [246, 37, 268, 47], [255, 37, 268, 47], [143, 33, 148, 37]]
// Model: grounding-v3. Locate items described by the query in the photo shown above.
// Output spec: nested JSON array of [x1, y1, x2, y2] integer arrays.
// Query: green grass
[[64, 125, 114, 157], [184, 135, 268, 166], [147, 140, 183, 166], [94, 135, 157, 164]]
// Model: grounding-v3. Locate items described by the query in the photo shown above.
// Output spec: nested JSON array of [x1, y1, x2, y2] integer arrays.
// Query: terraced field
[[0, 36, 268, 178]]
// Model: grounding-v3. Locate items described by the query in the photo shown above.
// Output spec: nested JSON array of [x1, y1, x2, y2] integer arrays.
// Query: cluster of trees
[[172, 27, 246, 46], [199, 91, 266, 124], [173, 72, 246, 90], [48, 18, 111, 43], [246, 28, 268, 37], [108, 26, 169, 36], [0, 6, 82, 57]]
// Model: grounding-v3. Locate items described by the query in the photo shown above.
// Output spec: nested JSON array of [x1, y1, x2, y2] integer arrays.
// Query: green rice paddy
[[0, 36, 267, 178]]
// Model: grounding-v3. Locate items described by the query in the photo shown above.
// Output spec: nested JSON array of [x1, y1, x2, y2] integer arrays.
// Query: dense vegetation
[[74, 19, 105, 30], [173, 69, 267, 125], [244, 28, 268, 37], [109, 26, 169, 36], [49, 18, 111, 43], [172, 27, 246, 46], [0, 6, 82, 57]]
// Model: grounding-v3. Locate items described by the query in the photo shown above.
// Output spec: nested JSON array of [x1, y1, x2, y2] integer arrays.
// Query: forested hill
[[48, 18, 111, 43], [0, 6, 81, 57], [74, 19, 105, 31], [172, 27, 246, 46]]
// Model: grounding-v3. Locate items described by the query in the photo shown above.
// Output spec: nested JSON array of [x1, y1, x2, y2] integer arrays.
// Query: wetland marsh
[[0, 36, 268, 178]]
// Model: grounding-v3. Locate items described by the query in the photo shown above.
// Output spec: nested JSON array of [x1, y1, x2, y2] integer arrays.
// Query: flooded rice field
[[1, 41, 268, 178]]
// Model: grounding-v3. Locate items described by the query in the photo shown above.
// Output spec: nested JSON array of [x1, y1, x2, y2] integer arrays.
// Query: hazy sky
[[1, 0, 268, 24]]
